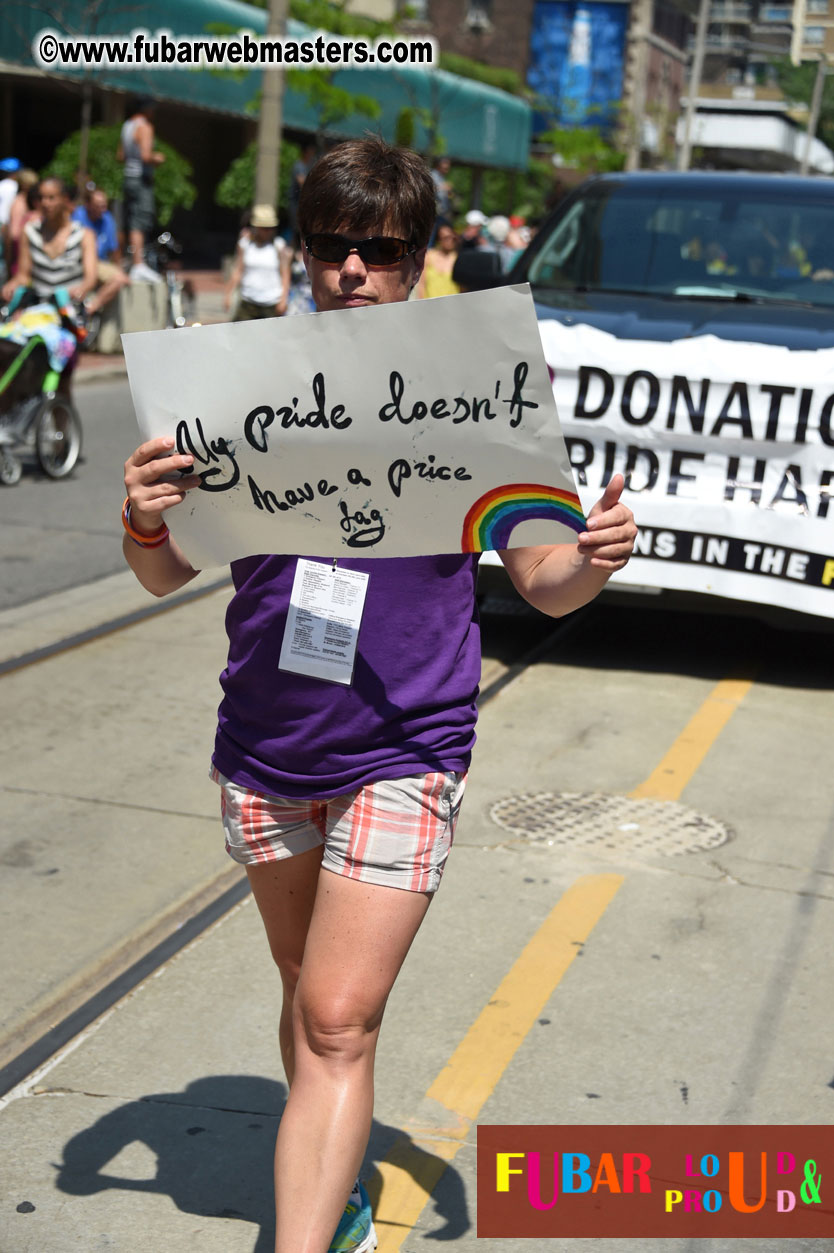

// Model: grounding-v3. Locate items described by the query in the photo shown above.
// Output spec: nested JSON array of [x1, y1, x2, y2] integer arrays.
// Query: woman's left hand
[[577, 473, 637, 570]]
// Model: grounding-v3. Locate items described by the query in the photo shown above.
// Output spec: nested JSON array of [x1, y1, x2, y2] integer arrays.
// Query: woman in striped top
[[1, 177, 97, 305]]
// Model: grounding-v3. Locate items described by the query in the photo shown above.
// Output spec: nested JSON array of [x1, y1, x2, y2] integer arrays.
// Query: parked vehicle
[[492, 171, 834, 621]]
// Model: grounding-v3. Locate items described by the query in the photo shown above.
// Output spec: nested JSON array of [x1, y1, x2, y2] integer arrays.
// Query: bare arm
[[499, 474, 637, 618], [224, 245, 244, 311], [123, 436, 202, 597], [2, 229, 31, 300], [70, 229, 99, 301], [277, 247, 292, 314], [136, 119, 165, 166], [7, 195, 26, 245]]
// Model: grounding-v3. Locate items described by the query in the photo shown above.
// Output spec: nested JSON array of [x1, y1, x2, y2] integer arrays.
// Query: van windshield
[[526, 183, 834, 308]]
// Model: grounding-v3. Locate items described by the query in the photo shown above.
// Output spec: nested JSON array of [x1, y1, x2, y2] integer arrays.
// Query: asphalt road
[[3, 571, 834, 1251], [0, 378, 135, 612], [2, 384, 834, 1250]]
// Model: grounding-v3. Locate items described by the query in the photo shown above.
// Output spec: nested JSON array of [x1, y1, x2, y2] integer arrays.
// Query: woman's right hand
[[123, 435, 201, 536]]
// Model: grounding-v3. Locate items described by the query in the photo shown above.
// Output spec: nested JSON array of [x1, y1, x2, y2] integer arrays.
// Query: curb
[[75, 358, 128, 385]]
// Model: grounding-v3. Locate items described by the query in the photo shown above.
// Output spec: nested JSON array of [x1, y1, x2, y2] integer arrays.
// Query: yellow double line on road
[[371, 672, 755, 1250]]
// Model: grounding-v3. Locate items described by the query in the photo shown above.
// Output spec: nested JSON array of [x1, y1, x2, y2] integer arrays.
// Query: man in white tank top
[[224, 203, 292, 321], [117, 97, 165, 280]]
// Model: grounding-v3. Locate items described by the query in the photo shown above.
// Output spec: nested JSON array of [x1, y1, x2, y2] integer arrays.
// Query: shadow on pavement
[[543, 599, 834, 692], [54, 1073, 468, 1249]]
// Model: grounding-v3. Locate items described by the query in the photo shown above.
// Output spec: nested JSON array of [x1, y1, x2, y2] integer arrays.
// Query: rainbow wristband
[[122, 497, 170, 549]]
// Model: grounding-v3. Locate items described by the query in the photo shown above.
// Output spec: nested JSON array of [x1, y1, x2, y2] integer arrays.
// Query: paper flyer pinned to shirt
[[123, 284, 583, 567]]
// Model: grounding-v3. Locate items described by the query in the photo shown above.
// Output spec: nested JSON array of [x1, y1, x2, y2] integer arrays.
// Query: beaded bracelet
[[122, 497, 170, 549]]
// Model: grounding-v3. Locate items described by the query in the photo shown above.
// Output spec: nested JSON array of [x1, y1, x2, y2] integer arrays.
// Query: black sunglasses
[[305, 233, 416, 266]]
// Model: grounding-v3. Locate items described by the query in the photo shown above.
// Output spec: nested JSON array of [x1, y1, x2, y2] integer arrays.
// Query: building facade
[[792, 0, 834, 60]]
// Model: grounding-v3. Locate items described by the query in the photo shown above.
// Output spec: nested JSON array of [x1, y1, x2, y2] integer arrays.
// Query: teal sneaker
[[328, 1180, 377, 1253]]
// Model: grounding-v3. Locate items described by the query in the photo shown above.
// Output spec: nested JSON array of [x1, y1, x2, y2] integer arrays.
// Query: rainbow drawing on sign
[[461, 483, 585, 552]]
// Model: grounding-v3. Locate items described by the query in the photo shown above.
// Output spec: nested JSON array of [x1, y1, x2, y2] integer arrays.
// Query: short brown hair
[[298, 136, 435, 249]]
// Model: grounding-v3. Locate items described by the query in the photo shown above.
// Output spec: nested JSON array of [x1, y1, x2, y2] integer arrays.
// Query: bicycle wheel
[[35, 395, 83, 479], [0, 450, 22, 486]]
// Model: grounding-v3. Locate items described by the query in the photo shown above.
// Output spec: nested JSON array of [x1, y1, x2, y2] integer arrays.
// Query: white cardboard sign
[[123, 285, 584, 568]]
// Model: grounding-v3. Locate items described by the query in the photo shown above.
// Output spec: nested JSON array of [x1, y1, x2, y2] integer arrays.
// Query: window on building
[[654, 2, 690, 47], [760, 5, 790, 18], [804, 24, 826, 41], [807, 0, 828, 13]]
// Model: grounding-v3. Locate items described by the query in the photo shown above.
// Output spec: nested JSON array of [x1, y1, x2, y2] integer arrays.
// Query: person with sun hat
[[224, 202, 292, 322]]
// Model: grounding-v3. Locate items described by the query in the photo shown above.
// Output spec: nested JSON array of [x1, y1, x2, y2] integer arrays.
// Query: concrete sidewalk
[[1, 571, 833, 1252]]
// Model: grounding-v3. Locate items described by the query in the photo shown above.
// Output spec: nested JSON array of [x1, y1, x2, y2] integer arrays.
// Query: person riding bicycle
[[1, 177, 97, 307], [1, 177, 96, 394]]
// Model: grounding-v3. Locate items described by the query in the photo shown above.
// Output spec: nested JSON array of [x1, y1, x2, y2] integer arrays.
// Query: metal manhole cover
[[490, 792, 731, 856]]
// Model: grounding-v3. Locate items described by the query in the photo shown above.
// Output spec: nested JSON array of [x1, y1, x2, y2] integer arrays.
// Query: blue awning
[[2, 0, 531, 169]]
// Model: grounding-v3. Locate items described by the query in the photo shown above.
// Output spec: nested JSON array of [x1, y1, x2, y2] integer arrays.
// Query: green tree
[[215, 139, 301, 213], [447, 158, 554, 222], [395, 107, 416, 149], [438, 52, 528, 99], [210, 1, 383, 166], [248, 0, 535, 155], [10, 0, 135, 183], [43, 124, 197, 225], [772, 57, 834, 149], [539, 124, 625, 173], [285, 70, 380, 146]]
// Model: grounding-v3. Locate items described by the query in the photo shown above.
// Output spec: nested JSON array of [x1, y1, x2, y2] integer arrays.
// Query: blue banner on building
[[528, 0, 628, 134]]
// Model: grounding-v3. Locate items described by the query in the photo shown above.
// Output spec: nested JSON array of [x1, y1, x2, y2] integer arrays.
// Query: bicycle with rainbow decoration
[[0, 288, 84, 485]]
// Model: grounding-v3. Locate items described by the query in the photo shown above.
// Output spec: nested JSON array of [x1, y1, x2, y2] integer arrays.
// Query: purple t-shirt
[[212, 553, 482, 798]]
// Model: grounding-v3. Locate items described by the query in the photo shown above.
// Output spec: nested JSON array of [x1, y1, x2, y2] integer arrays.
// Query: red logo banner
[[477, 1125, 833, 1238]]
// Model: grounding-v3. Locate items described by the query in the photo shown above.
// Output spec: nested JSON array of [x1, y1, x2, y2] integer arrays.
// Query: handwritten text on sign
[[123, 285, 583, 568]]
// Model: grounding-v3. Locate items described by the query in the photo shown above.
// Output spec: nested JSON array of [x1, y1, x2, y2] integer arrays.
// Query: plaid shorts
[[210, 767, 467, 893]]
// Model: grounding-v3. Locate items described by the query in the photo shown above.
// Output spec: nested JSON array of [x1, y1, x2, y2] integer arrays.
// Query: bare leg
[[247, 846, 323, 1084], [129, 228, 145, 267], [250, 858, 431, 1253], [86, 272, 129, 316]]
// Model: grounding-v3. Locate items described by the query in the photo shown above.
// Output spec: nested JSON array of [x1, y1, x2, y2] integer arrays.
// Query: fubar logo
[[477, 1126, 832, 1238]]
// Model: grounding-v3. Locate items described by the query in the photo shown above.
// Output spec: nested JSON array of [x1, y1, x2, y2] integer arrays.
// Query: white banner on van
[[538, 320, 834, 618]]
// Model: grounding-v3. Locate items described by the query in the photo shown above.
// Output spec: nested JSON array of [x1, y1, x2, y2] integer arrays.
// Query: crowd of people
[[219, 150, 534, 319], [0, 97, 168, 332], [0, 168, 150, 324], [418, 207, 532, 299], [421, 153, 536, 296], [0, 133, 534, 339]]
